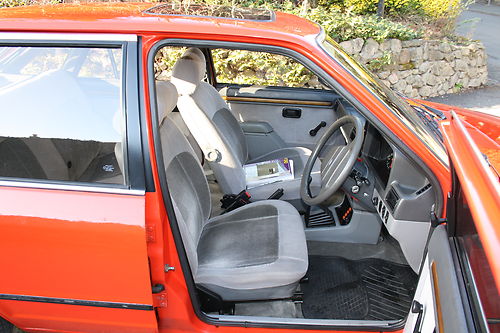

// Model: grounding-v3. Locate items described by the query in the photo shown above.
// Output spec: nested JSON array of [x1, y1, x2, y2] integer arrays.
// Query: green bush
[[343, 0, 422, 15], [211, 48, 323, 88], [201, 0, 422, 42], [418, 0, 461, 18], [1, 0, 61, 7], [300, 7, 421, 42], [329, 0, 461, 18], [0, 0, 29, 7]]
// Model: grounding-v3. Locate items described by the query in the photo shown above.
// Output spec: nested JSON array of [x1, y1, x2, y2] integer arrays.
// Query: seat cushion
[[196, 200, 308, 301], [246, 147, 321, 201]]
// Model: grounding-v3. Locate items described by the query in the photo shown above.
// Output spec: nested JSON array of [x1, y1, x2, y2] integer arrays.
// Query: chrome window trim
[[0, 179, 144, 196], [0, 32, 137, 42]]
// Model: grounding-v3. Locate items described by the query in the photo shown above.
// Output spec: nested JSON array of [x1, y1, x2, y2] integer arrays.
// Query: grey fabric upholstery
[[171, 48, 320, 200], [158, 81, 308, 302], [212, 108, 248, 165], [197, 200, 308, 301], [158, 80, 203, 163]]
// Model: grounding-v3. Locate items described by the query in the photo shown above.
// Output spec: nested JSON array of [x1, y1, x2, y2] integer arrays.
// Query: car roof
[[0, 2, 321, 42]]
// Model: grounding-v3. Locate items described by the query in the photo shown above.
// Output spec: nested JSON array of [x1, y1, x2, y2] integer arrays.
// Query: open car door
[[404, 112, 500, 333]]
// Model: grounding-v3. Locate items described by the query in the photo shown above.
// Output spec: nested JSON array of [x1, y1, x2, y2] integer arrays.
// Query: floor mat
[[301, 256, 418, 320]]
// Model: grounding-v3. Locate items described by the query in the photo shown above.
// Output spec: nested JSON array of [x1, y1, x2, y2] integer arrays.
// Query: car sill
[[213, 314, 400, 328]]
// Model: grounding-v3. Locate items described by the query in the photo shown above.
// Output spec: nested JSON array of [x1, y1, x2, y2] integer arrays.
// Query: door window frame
[[447, 167, 498, 333], [0, 33, 145, 194], [147, 37, 446, 331]]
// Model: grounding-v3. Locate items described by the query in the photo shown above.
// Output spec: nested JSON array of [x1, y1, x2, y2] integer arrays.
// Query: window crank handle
[[309, 121, 327, 136]]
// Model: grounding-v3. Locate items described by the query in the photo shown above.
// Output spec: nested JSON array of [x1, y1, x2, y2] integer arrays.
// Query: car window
[[154, 46, 188, 80], [78, 48, 122, 79], [455, 187, 500, 332], [211, 48, 329, 89], [0, 46, 126, 185]]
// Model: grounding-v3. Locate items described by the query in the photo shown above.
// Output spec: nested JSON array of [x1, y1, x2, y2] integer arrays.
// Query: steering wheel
[[300, 115, 364, 206]]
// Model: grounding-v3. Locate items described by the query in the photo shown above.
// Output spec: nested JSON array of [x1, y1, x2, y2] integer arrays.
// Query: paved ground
[[427, 1, 500, 117]]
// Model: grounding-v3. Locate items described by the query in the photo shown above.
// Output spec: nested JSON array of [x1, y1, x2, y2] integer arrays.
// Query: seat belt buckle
[[220, 190, 251, 213], [267, 188, 284, 200]]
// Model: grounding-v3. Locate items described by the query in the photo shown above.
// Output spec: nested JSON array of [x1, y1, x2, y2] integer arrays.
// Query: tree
[[377, 0, 385, 17]]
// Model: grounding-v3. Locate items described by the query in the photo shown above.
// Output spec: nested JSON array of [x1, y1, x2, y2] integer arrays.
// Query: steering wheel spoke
[[320, 145, 349, 187], [300, 115, 364, 207]]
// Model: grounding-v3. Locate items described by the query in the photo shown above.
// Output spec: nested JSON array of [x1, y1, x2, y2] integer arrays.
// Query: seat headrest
[[156, 80, 178, 125], [171, 47, 206, 95]]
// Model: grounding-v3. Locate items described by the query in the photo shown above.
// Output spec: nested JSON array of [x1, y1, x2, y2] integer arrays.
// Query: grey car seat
[[170, 48, 320, 202], [157, 80, 308, 301]]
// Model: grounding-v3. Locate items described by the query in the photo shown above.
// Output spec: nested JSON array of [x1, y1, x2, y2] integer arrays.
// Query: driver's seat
[[158, 81, 308, 301], [170, 48, 320, 201]]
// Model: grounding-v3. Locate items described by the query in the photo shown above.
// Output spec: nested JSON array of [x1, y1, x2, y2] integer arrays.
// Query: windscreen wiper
[[412, 105, 444, 141], [419, 103, 446, 120], [482, 153, 500, 182], [395, 92, 447, 120]]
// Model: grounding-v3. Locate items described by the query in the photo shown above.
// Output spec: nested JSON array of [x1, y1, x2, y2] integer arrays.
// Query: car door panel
[[221, 85, 346, 150], [404, 225, 469, 333], [406, 113, 500, 333], [0, 186, 157, 332]]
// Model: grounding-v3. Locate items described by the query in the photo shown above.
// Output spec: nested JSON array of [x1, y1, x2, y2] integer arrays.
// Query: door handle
[[309, 121, 327, 136], [411, 300, 424, 333], [282, 107, 302, 118]]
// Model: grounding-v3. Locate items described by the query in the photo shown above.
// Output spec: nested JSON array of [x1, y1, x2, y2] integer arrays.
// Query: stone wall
[[339, 38, 488, 99]]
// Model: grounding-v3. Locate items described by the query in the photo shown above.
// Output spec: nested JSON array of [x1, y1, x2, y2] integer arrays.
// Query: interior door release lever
[[309, 121, 327, 136], [411, 300, 424, 333]]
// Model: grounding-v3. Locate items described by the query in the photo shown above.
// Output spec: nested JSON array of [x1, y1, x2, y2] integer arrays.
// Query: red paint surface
[[441, 113, 500, 292], [0, 186, 157, 332], [0, 3, 498, 332]]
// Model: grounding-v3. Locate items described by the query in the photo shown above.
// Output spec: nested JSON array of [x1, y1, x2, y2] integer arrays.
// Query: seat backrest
[[171, 48, 248, 194], [169, 111, 204, 164], [157, 80, 211, 276]]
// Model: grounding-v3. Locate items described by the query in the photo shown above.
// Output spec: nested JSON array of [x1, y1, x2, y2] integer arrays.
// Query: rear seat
[[0, 136, 124, 184]]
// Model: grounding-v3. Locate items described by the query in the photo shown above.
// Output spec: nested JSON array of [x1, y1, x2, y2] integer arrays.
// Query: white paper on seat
[[244, 157, 294, 189]]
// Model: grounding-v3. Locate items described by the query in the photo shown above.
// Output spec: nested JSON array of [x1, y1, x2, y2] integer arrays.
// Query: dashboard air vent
[[385, 187, 400, 212], [416, 183, 432, 195]]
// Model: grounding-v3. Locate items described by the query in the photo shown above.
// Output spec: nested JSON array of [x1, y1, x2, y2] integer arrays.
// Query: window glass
[[154, 46, 187, 80], [455, 187, 500, 333], [320, 36, 448, 165], [78, 48, 122, 79], [0, 46, 125, 185], [212, 48, 329, 89]]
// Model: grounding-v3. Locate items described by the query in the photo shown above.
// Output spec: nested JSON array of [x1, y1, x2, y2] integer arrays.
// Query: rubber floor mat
[[301, 256, 417, 320]]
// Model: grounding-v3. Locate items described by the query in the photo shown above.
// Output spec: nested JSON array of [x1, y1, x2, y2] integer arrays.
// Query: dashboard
[[337, 107, 437, 272]]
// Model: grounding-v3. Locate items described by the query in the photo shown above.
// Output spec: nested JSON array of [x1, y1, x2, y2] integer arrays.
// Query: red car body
[[0, 3, 498, 333]]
